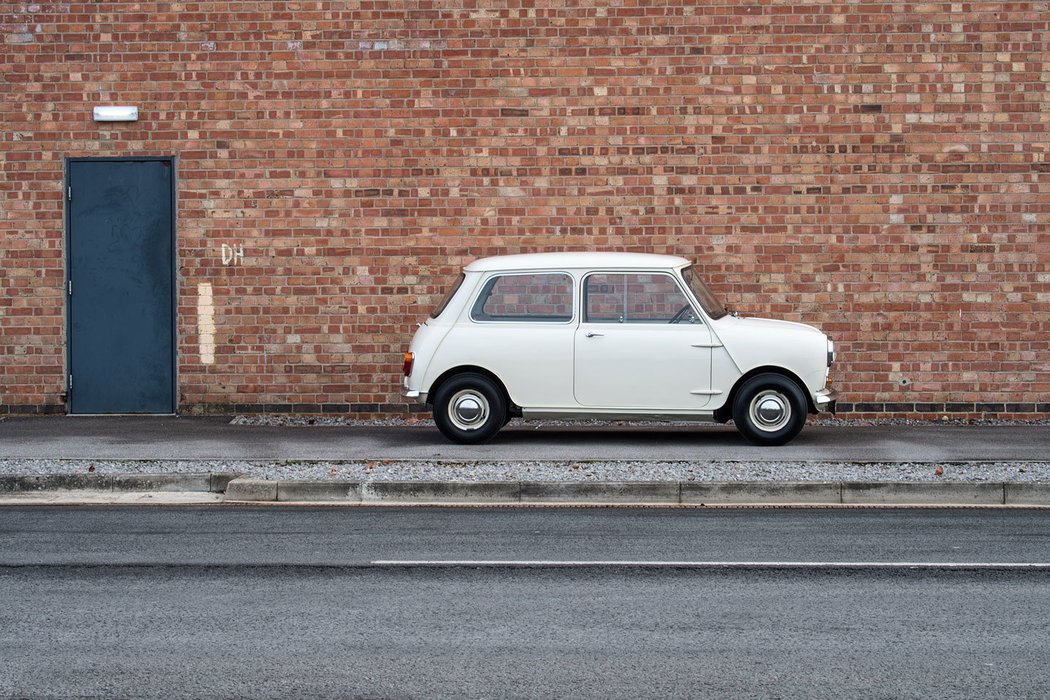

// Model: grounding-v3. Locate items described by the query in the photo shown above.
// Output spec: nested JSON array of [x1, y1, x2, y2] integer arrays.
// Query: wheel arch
[[428, 365, 520, 415], [713, 365, 816, 422]]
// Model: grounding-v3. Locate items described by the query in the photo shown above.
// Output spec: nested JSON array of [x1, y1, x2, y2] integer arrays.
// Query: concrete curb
[[362, 481, 519, 503], [1005, 482, 1050, 506], [3, 474, 1049, 507], [520, 481, 680, 503], [682, 481, 841, 505], [0, 473, 236, 494], [840, 482, 1004, 505], [222, 478, 1050, 506]]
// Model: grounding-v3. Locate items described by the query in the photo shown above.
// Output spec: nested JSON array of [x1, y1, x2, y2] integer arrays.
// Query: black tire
[[731, 373, 808, 446], [433, 372, 507, 444]]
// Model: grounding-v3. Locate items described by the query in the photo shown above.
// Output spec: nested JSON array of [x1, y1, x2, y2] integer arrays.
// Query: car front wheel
[[732, 373, 808, 446], [433, 373, 507, 444]]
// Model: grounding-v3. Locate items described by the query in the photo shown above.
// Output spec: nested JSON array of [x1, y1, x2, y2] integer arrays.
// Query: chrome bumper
[[404, 389, 428, 405], [815, 388, 840, 415]]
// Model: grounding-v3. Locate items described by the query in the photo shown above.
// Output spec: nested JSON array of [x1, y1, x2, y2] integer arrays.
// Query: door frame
[[64, 156, 178, 414]]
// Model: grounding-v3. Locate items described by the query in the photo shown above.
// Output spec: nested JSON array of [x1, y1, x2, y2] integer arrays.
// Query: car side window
[[584, 273, 696, 323], [470, 273, 574, 323]]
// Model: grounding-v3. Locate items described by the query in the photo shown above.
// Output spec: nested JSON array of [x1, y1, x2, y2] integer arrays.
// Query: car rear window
[[430, 273, 465, 319], [470, 273, 574, 323]]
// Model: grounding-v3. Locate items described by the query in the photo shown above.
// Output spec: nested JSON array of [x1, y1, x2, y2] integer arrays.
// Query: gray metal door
[[67, 159, 175, 413]]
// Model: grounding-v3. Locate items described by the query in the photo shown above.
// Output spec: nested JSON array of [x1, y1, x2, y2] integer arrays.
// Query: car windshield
[[681, 266, 727, 320], [430, 273, 465, 318]]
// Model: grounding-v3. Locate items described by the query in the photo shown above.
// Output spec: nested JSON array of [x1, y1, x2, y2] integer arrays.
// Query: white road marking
[[371, 560, 1050, 569]]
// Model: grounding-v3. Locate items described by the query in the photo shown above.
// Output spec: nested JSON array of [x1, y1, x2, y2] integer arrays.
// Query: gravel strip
[[230, 415, 1050, 428], [2, 458, 1047, 483]]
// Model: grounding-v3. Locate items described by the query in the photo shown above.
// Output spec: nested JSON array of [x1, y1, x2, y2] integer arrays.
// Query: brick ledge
[[3, 403, 1047, 418]]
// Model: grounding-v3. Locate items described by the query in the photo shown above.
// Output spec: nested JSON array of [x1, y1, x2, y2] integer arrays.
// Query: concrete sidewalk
[[1, 415, 1046, 462], [1, 416, 1047, 506]]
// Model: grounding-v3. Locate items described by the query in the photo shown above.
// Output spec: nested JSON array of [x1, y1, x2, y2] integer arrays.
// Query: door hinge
[[67, 280, 72, 296], [67, 186, 72, 201], [68, 374, 73, 390]]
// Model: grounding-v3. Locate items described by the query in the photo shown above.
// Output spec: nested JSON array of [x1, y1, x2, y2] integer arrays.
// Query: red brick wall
[[1, 1, 1047, 417]]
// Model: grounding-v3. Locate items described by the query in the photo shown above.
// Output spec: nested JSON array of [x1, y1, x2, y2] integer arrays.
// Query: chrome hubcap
[[749, 390, 791, 432], [448, 390, 489, 431]]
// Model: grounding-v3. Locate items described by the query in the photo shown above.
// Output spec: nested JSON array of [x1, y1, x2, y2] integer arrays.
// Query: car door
[[573, 271, 715, 410]]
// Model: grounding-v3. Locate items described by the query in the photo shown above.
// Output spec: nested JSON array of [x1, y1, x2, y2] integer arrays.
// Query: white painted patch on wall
[[197, 282, 216, 365]]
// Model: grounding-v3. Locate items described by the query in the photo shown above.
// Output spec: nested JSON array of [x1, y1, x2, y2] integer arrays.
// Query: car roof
[[464, 252, 691, 272]]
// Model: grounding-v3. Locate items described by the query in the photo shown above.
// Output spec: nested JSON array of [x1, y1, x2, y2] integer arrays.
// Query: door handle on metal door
[[585, 332, 604, 338]]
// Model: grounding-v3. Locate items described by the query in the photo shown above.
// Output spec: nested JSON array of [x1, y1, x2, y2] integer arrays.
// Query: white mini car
[[403, 252, 838, 445]]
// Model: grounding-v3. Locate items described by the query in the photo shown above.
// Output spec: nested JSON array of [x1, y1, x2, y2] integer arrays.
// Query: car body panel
[[463, 252, 689, 273], [430, 320, 577, 409], [707, 315, 831, 401]]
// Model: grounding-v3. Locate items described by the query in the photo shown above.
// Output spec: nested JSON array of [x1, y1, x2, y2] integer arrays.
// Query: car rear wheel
[[433, 373, 507, 444], [732, 373, 807, 446]]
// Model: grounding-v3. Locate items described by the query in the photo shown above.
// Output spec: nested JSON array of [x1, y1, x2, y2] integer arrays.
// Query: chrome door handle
[[585, 332, 604, 338]]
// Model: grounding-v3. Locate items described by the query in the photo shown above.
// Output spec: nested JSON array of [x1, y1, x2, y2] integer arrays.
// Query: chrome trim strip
[[689, 389, 723, 395]]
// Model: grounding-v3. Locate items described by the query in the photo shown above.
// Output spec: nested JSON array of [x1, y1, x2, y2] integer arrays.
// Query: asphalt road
[[1, 416, 1047, 462], [2, 507, 1049, 698], [2, 506, 1049, 566]]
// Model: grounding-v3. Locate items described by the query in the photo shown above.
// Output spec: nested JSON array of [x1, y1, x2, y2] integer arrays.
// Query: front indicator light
[[403, 352, 414, 377]]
